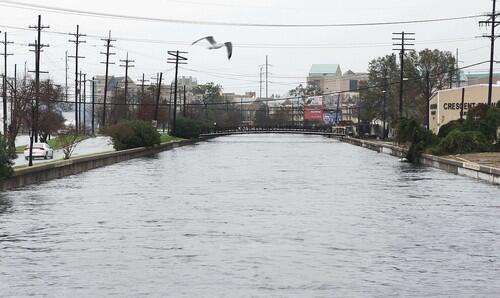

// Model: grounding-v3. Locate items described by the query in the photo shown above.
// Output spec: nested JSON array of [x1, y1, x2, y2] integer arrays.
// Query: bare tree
[[58, 126, 80, 160]]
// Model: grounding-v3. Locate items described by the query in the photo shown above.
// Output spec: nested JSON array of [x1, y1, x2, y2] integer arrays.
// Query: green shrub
[[434, 129, 491, 155], [174, 117, 206, 139], [105, 120, 160, 151], [396, 117, 439, 163], [438, 119, 464, 139], [463, 104, 500, 142], [0, 135, 13, 180]]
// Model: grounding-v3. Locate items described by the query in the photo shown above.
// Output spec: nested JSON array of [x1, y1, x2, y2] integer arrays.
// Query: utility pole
[[381, 67, 388, 139], [460, 87, 466, 120], [119, 52, 135, 108], [392, 31, 415, 118], [154, 72, 163, 124], [425, 70, 431, 129], [168, 82, 173, 131], [0, 32, 13, 139], [183, 85, 187, 117], [480, 0, 499, 106], [456, 48, 461, 88], [100, 31, 116, 128], [83, 73, 87, 134], [78, 71, 83, 131], [10, 64, 17, 132], [65, 50, 68, 101], [259, 66, 263, 99], [167, 50, 188, 135], [91, 77, 95, 135], [138, 73, 149, 107], [28, 15, 49, 166], [265, 55, 269, 100], [69, 25, 86, 133]]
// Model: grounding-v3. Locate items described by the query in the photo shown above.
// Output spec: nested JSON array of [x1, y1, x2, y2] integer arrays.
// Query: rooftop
[[309, 64, 341, 77]]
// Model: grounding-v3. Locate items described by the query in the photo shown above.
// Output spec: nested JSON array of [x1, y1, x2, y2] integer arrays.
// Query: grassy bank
[[160, 134, 183, 143]]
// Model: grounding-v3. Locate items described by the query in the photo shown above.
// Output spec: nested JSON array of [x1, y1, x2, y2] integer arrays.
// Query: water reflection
[[0, 195, 12, 215]]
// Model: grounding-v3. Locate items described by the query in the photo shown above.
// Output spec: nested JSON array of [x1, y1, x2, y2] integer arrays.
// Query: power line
[[0, 1, 483, 28]]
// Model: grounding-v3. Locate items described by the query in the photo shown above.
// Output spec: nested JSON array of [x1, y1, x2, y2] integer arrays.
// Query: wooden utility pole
[[392, 31, 415, 118], [183, 85, 187, 117], [154, 72, 163, 124], [138, 73, 149, 107], [100, 31, 116, 128], [0, 32, 13, 140], [119, 52, 135, 109], [27, 15, 49, 166], [83, 73, 87, 134], [480, 0, 499, 106], [69, 25, 86, 133], [91, 77, 95, 135], [167, 50, 188, 135]]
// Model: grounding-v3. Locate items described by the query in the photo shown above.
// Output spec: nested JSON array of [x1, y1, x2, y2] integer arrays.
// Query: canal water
[[1, 134, 499, 297]]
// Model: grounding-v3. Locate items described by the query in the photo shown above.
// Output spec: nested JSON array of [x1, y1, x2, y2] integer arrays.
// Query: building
[[307, 64, 343, 92], [464, 73, 500, 86], [223, 92, 256, 103], [305, 64, 366, 124], [94, 75, 137, 102], [429, 84, 500, 134], [306, 64, 368, 94], [174, 76, 198, 92]]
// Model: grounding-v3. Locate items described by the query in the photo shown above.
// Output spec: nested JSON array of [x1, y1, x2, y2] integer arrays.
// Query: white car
[[24, 143, 54, 161]]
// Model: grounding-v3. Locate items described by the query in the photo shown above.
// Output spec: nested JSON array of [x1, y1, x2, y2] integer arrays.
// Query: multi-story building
[[173, 76, 198, 92], [94, 75, 137, 102], [306, 64, 368, 94]]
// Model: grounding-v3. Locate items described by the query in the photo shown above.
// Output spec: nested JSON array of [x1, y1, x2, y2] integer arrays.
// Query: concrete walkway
[[449, 152, 500, 170]]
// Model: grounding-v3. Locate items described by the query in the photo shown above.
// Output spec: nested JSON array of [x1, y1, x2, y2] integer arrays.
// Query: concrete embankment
[[1, 139, 198, 191], [339, 137, 500, 186]]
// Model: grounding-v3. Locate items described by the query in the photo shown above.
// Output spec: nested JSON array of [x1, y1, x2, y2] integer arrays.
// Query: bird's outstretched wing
[[225, 42, 233, 60], [192, 36, 217, 45]]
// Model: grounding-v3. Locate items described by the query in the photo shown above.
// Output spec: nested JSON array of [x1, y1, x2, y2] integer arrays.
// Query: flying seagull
[[192, 36, 233, 60]]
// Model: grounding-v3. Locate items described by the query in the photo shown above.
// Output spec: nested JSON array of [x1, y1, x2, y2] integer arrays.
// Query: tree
[[192, 82, 223, 104], [254, 101, 268, 127], [360, 49, 455, 128], [58, 126, 81, 160], [7, 77, 34, 156], [289, 84, 321, 102], [0, 134, 13, 180], [37, 80, 66, 142]]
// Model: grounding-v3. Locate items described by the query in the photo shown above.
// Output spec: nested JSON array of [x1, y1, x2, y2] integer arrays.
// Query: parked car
[[24, 143, 54, 161]]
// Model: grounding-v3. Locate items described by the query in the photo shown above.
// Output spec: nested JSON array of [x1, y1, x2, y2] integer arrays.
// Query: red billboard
[[304, 107, 323, 121]]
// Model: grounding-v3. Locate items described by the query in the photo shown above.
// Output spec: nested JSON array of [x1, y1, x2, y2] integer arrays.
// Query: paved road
[[14, 136, 114, 167]]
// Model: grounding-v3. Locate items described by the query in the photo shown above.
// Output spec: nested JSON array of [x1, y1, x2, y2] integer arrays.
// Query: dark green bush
[[438, 119, 464, 139], [434, 129, 491, 155], [396, 117, 439, 163], [0, 135, 13, 180], [463, 104, 500, 142], [174, 118, 206, 139], [105, 120, 160, 151]]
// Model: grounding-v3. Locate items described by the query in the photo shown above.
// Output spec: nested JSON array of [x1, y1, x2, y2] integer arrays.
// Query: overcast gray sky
[[0, 0, 493, 96]]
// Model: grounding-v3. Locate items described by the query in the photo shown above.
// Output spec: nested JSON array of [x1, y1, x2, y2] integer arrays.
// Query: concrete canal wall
[[1, 139, 199, 191], [339, 137, 500, 186]]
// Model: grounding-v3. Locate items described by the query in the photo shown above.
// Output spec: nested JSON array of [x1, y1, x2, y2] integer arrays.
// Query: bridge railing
[[202, 126, 348, 135]]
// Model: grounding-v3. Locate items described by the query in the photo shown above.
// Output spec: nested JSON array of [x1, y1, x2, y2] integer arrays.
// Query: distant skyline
[[0, 0, 495, 96]]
